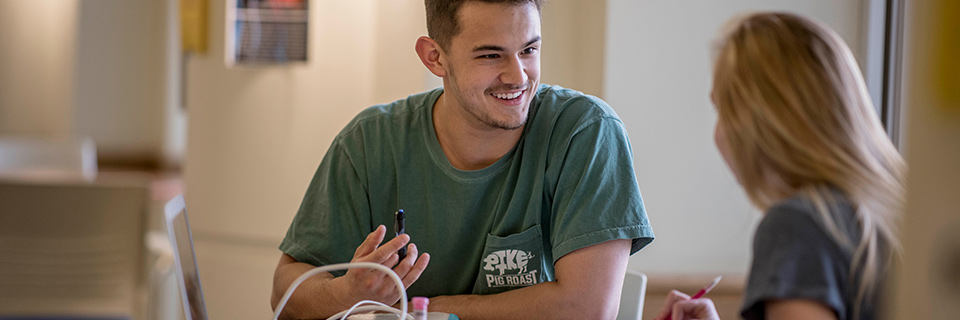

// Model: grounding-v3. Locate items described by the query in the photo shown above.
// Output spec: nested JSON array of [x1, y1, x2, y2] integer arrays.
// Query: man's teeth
[[493, 91, 522, 99]]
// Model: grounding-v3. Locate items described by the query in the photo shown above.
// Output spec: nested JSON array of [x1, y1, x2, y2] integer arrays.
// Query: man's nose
[[500, 56, 528, 85]]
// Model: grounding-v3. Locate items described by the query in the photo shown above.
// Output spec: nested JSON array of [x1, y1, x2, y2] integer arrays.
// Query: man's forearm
[[271, 230, 427, 319], [271, 256, 353, 319], [427, 239, 630, 320], [427, 280, 620, 320]]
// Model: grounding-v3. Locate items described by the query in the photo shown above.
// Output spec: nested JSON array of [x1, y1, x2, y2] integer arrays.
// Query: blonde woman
[[654, 12, 906, 320]]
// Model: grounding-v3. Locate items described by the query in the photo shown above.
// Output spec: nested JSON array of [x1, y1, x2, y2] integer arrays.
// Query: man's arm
[[428, 238, 631, 320], [271, 254, 351, 319], [271, 225, 430, 319]]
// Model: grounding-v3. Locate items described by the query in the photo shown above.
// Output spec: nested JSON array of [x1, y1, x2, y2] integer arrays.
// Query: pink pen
[[662, 276, 722, 320], [412, 297, 429, 320]]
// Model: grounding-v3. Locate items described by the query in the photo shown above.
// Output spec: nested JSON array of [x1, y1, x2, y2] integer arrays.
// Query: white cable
[[338, 300, 388, 320], [272, 262, 408, 320], [329, 300, 415, 320], [330, 306, 415, 320]]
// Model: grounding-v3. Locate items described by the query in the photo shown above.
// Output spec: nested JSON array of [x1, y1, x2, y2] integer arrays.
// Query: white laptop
[[164, 194, 210, 320]]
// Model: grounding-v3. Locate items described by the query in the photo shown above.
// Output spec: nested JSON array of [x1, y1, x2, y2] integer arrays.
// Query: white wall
[[605, 0, 867, 275]]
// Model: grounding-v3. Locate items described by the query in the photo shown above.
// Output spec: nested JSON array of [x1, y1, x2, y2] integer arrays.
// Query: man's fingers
[[383, 252, 400, 270], [354, 225, 387, 259], [401, 253, 430, 289], [345, 229, 420, 305], [392, 243, 419, 275], [362, 234, 410, 264]]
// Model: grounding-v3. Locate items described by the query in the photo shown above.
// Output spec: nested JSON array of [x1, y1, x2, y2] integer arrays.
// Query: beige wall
[[0, 1, 78, 137], [541, 0, 607, 98], [371, 0, 437, 105], [892, 1, 960, 318], [184, 1, 429, 318], [73, 0, 167, 165], [0, 0, 171, 167], [185, 0, 420, 244]]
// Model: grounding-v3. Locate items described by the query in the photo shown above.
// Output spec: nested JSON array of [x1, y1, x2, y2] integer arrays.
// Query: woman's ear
[[416, 36, 447, 78]]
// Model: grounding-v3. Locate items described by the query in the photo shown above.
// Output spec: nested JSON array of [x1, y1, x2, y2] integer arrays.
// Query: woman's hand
[[653, 290, 721, 320]]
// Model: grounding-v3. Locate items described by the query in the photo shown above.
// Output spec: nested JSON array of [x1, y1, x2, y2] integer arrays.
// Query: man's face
[[441, 2, 541, 131]]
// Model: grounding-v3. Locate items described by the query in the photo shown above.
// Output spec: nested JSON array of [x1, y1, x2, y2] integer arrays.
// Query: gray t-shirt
[[280, 84, 654, 298], [741, 192, 882, 320]]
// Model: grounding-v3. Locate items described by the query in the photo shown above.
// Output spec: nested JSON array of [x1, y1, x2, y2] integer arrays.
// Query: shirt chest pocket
[[472, 225, 547, 295]]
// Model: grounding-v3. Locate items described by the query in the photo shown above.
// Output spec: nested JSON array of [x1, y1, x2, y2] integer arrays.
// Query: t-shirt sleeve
[[741, 204, 849, 320], [549, 115, 654, 262], [279, 137, 371, 275]]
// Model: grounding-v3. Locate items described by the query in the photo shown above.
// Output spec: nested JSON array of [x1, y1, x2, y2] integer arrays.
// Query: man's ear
[[416, 36, 447, 78]]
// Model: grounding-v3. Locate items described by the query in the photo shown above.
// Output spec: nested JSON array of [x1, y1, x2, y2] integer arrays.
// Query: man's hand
[[342, 225, 431, 305], [653, 290, 720, 320], [271, 225, 430, 319]]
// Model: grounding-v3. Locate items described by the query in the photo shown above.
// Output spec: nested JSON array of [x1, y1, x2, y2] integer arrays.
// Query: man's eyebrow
[[523, 36, 542, 48], [471, 36, 542, 52], [472, 45, 505, 52]]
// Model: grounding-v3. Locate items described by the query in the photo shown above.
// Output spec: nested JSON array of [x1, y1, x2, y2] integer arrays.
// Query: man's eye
[[478, 54, 500, 59], [522, 47, 538, 54]]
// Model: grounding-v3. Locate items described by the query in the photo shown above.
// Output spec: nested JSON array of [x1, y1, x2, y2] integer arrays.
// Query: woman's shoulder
[[758, 195, 822, 237], [760, 190, 857, 240], [744, 190, 859, 320]]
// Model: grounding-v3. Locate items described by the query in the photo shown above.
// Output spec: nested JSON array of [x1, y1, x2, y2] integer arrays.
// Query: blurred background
[[0, 0, 956, 319]]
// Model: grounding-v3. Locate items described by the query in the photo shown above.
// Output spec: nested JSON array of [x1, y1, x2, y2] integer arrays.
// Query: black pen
[[394, 209, 406, 261]]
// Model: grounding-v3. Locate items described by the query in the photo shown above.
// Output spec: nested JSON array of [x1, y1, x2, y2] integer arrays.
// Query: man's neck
[[432, 93, 525, 171]]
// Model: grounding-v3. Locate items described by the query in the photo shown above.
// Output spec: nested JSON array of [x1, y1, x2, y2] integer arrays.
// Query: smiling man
[[270, 1, 654, 319]]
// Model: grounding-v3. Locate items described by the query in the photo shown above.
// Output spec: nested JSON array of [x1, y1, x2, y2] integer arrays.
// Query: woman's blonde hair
[[711, 12, 906, 317]]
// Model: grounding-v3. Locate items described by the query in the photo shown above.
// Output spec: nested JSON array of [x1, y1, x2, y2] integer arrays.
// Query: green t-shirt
[[280, 84, 654, 297]]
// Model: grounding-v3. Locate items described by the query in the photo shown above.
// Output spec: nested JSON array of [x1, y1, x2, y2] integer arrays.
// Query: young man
[[271, 0, 654, 318]]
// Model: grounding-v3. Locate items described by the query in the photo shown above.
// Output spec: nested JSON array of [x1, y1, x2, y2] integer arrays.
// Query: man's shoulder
[[532, 84, 624, 132], [535, 84, 620, 120], [341, 88, 441, 137]]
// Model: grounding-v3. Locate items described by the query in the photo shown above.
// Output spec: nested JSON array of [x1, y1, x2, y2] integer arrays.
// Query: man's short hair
[[425, 0, 543, 51]]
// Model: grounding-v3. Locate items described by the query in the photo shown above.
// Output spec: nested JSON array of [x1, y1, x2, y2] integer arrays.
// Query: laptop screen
[[164, 195, 209, 320]]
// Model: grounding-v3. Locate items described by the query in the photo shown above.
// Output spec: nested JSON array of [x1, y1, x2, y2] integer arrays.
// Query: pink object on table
[[412, 296, 429, 320]]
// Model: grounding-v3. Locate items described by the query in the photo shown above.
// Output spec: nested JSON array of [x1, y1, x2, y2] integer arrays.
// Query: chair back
[[617, 269, 648, 320], [0, 180, 148, 319], [0, 136, 98, 182]]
